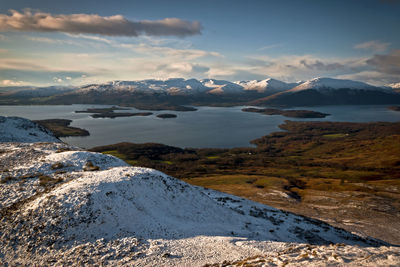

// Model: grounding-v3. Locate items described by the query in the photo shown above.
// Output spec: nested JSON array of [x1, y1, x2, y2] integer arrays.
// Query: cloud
[[299, 59, 344, 71], [0, 9, 202, 37], [0, 58, 53, 71], [53, 77, 63, 83], [1, 79, 26, 86], [66, 33, 113, 44], [238, 54, 360, 82], [26, 36, 84, 46], [366, 49, 400, 75], [336, 70, 399, 85], [258, 43, 283, 51], [156, 62, 209, 77], [354, 40, 390, 52], [120, 43, 222, 60]]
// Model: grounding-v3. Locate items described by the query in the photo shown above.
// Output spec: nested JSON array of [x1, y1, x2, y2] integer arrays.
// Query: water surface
[[1, 105, 399, 148]]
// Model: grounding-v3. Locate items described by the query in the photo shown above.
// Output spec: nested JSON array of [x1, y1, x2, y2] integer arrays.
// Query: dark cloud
[[300, 59, 344, 71], [366, 49, 400, 75], [0, 10, 202, 37]]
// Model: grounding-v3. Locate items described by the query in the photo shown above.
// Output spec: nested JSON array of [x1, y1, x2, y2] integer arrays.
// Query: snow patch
[[0, 116, 60, 143]]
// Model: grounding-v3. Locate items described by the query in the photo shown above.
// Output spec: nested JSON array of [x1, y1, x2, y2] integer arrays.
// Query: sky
[[0, 0, 399, 86]]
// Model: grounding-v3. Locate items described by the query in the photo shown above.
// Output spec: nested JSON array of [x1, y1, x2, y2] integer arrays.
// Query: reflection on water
[[1, 104, 399, 148]]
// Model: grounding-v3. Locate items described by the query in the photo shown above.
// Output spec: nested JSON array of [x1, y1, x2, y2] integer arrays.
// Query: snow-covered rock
[[0, 116, 60, 143]]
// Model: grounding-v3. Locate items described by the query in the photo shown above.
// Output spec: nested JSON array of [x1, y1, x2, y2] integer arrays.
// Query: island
[[133, 104, 197, 112], [75, 106, 129, 113], [75, 106, 153, 118], [33, 119, 90, 137], [388, 106, 400, 112], [156, 113, 177, 119], [242, 107, 330, 118], [91, 112, 153, 118]]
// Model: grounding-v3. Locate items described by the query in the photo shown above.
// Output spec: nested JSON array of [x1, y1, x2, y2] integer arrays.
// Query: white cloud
[[26, 36, 83, 46], [0, 58, 54, 71], [0, 9, 202, 37], [53, 77, 63, 83], [120, 43, 222, 60], [336, 71, 399, 86], [354, 40, 390, 52], [65, 33, 113, 44], [1, 79, 26, 86], [258, 43, 283, 51]]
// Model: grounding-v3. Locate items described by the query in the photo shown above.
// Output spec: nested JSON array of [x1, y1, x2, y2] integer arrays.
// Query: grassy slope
[[34, 119, 90, 137]]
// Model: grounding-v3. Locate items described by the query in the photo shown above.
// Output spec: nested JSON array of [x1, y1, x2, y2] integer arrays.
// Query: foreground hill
[[1, 116, 399, 265]]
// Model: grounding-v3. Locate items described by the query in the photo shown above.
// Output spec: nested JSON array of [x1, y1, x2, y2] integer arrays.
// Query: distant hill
[[251, 77, 400, 106], [1, 77, 400, 108]]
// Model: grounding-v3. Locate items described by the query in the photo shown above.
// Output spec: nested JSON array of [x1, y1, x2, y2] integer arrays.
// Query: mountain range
[[1, 77, 400, 108]]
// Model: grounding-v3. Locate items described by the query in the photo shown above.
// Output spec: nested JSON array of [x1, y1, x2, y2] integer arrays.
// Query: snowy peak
[[200, 79, 244, 94], [0, 116, 60, 143], [290, 77, 379, 92], [78, 78, 210, 95], [74, 77, 388, 96], [236, 78, 296, 93]]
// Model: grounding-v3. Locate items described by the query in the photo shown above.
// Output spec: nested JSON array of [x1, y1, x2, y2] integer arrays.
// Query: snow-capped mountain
[[251, 77, 400, 106], [290, 77, 380, 92], [235, 78, 298, 93], [200, 78, 244, 94], [4, 77, 399, 108], [1, 116, 397, 266], [76, 77, 389, 96], [79, 78, 210, 95], [78, 78, 247, 95], [1, 86, 75, 97]]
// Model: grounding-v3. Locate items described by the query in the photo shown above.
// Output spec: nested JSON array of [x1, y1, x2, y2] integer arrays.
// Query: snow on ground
[[209, 243, 400, 266], [0, 116, 60, 143], [1, 116, 399, 266]]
